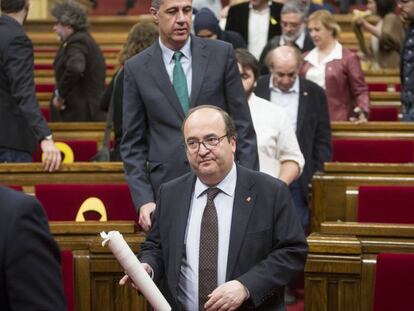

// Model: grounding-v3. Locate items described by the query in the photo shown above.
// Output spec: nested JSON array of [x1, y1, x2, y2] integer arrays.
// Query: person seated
[[301, 10, 370, 122], [193, 7, 247, 49], [355, 0, 404, 69], [235, 48, 304, 185]]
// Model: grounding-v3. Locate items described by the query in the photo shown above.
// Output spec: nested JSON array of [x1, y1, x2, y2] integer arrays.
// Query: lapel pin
[[246, 197, 251, 202], [303, 91, 308, 96]]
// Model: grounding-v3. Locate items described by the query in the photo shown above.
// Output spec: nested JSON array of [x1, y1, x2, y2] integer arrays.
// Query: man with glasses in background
[[399, 0, 414, 121]]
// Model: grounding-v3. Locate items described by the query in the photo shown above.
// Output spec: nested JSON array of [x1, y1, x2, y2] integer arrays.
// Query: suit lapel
[[147, 41, 186, 119], [190, 36, 209, 108], [226, 166, 257, 280], [173, 173, 196, 288], [296, 78, 308, 135]]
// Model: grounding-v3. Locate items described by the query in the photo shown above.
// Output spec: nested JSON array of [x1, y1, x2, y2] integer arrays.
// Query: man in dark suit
[[0, 0, 61, 171], [0, 186, 66, 310], [256, 45, 328, 304], [225, 0, 283, 59], [255, 46, 332, 230], [259, 0, 315, 74], [121, 0, 258, 231], [121, 106, 307, 310], [50, 1, 106, 122]]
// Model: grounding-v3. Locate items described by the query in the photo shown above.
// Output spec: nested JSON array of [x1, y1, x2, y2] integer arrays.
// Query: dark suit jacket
[[255, 76, 332, 197], [52, 30, 106, 122], [0, 15, 51, 153], [139, 165, 308, 310], [121, 36, 258, 209], [225, 2, 283, 45], [0, 186, 66, 310]]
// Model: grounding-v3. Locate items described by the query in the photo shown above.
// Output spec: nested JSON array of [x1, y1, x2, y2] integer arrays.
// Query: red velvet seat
[[368, 107, 399, 121], [332, 139, 414, 163], [61, 250, 75, 311], [32, 140, 98, 162], [358, 186, 414, 224], [35, 184, 137, 222], [373, 253, 414, 311], [35, 83, 55, 92], [41, 107, 50, 122], [5, 185, 23, 191], [34, 64, 53, 70], [367, 83, 388, 92]]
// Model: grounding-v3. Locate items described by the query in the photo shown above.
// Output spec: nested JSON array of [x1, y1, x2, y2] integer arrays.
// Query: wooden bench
[[50, 221, 149, 311], [312, 163, 414, 232], [332, 122, 414, 139], [0, 163, 125, 193], [305, 221, 414, 311]]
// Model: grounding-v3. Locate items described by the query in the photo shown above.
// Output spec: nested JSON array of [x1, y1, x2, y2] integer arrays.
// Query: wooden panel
[[332, 122, 414, 140], [305, 277, 327, 311]]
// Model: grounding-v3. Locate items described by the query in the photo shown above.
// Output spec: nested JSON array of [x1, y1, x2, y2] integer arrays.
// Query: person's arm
[[312, 85, 332, 173], [345, 51, 370, 119], [224, 46, 259, 170], [279, 161, 301, 185], [379, 14, 405, 53], [6, 34, 61, 171], [121, 60, 156, 228], [6, 194, 66, 310]]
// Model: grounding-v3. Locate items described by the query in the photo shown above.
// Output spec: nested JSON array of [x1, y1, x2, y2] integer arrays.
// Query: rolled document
[[101, 231, 171, 311]]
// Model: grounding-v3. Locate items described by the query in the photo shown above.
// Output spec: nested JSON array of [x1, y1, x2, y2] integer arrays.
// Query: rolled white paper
[[101, 231, 171, 311]]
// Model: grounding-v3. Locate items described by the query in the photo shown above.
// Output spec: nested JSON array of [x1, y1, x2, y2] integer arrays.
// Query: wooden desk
[[312, 163, 414, 232], [51, 221, 149, 311], [305, 222, 414, 311]]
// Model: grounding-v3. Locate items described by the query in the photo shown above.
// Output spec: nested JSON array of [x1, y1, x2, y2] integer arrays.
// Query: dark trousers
[[0, 147, 32, 163], [289, 180, 309, 231]]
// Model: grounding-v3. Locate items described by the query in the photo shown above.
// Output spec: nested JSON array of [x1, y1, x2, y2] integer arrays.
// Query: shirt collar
[[159, 36, 192, 65], [269, 76, 299, 94], [194, 163, 237, 199], [304, 40, 342, 66], [280, 30, 306, 49], [248, 0, 272, 12]]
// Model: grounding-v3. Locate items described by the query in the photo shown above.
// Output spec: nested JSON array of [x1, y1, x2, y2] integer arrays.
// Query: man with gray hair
[[259, 0, 314, 73], [50, 0, 106, 121]]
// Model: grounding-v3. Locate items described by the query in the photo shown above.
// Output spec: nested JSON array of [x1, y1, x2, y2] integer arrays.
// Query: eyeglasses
[[186, 134, 228, 152]]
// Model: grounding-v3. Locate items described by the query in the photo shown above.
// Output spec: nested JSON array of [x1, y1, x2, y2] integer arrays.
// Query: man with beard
[[0, 0, 61, 171], [259, 0, 314, 74]]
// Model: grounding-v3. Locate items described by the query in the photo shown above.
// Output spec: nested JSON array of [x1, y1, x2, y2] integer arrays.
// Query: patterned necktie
[[199, 187, 221, 310], [172, 51, 190, 114]]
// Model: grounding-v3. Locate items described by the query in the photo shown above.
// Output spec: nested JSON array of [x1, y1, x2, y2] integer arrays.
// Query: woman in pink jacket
[[301, 10, 370, 122]]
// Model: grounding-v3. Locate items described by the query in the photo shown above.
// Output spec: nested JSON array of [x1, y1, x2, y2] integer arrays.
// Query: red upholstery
[[373, 253, 414, 311], [6, 185, 23, 191], [41, 107, 50, 122], [368, 83, 387, 92], [332, 139, 414, 163], [396, 84, 401, 92], [32, 140, 98, 162], [368, 107, 399, 121], [35, 184, 137, 221], [35, 83, 55, 92], [358, 186, 414, 224], [34, 64, 53, 70], [61, 250, 75, 311]]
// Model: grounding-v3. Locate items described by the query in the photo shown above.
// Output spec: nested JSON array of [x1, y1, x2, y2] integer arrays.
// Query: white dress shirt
[[304, 40, 342, 90], [269, 77, 300, 131], [159, 37, 193, 98], [249, 93, 304, 178], [248, 4, 270, 60], [177, 164, 236, 310]]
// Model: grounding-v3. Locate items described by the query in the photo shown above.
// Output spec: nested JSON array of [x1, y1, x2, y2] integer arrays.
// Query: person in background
[[260, 0, 315, 74], [100, 21, 159, 161], [399, 0, 414, 121], [225, 0, 283, 59], [255, 45, 332, 232], [0, 186, 66, 310], [0, 0, 61, 171], [356, 0, 404, 69], [193, 0, 222, 18], [51, 0, 106, 122], [235, 48, 304, 185], [194, 7, 247, 49], [302, 10, 370, 122], [121, 105, 308, 311]]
